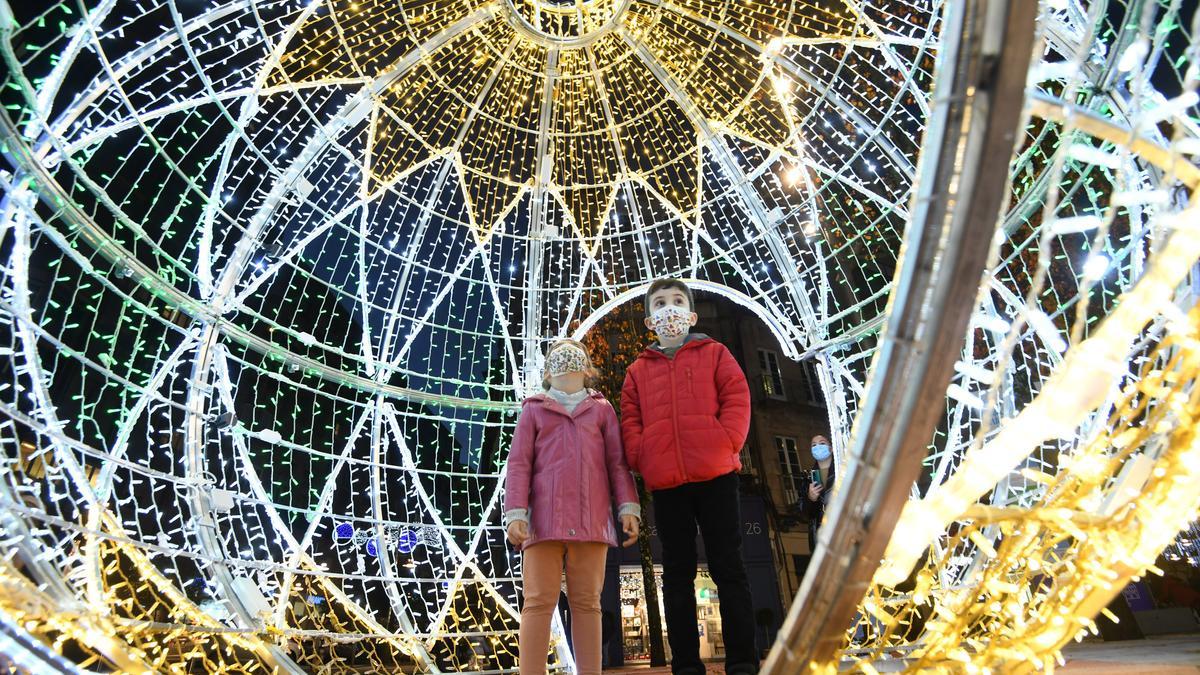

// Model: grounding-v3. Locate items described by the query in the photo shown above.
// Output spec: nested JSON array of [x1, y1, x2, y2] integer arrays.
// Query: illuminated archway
[[569, 279, 804, 361]]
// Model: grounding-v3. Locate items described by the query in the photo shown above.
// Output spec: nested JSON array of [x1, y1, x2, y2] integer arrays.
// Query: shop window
[[619, 567, 669, 663], [618, 566, 728, 662]]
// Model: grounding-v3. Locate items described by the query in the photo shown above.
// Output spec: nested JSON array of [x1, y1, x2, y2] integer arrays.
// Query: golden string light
[[829, 19, 1200, 672], [270, 0, 860, 240], [839, 297, 1200, 673], [0, 0, 1198, 673]]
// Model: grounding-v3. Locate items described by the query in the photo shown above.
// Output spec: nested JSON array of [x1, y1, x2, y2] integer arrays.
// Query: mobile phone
[[810, 469, 822, 485]]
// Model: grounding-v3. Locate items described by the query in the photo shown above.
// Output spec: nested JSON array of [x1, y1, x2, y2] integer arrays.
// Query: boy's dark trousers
[[652, 471, 759, 674]]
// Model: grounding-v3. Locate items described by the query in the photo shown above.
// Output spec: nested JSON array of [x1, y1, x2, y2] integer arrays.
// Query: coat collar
[[643, 333, 713, 359], [523, 390, 607, 418]]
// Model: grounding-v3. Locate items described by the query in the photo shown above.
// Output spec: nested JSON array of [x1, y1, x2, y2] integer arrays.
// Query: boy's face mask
[[649, 305, 693, 340], [546, 344, 588, 376]]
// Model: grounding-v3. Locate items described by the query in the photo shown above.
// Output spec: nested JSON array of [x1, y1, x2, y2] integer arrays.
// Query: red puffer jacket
[[619, 335, 751, 491]]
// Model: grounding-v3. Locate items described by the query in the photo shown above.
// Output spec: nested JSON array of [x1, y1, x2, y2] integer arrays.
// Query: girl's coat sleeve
[[503, 409, 536, 513], [603, 403, 639, 508]]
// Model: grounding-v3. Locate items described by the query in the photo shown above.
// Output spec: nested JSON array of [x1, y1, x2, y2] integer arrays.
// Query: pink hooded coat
[[503, 391, 638, 551]]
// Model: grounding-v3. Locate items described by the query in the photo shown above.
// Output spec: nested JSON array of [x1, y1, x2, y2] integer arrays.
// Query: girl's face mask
[[811, 443, 831, 462], [546, 344, 588, 376], [649, 305, 693, 340]]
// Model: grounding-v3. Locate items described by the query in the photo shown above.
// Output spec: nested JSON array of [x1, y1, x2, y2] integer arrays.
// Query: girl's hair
[[541, 339, 599, 390]]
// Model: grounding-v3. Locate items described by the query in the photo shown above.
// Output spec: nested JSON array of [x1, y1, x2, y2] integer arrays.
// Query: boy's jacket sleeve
[[715, 344, 751, 452], [619, 367, 643, 473]]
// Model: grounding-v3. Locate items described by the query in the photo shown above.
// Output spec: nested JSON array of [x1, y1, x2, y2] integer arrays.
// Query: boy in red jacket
[[620, 278, 757, 675]]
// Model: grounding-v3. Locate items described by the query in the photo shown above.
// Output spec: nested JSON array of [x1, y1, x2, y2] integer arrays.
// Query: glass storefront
[[618, 565, 724, 663]]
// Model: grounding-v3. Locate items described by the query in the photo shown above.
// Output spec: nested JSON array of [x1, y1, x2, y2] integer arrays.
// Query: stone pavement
[[1059, 633, 1200, 674], [602, 634, 1200, 673]]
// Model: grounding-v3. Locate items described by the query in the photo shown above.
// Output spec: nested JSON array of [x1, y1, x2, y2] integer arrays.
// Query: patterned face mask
[[649, 305, 692, 340], [546, 344, 589, 376]]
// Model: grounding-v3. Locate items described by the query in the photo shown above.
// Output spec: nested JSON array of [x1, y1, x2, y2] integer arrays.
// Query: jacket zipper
[[669, 359, 690, 483], [573, 401, 586, 539], [549, 397, 588, 540], [580, 416, 587, 537]]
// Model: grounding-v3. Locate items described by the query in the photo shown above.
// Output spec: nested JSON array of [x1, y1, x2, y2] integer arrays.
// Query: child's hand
[[620, 515, 639, 547], [507, 520, 529, 546]]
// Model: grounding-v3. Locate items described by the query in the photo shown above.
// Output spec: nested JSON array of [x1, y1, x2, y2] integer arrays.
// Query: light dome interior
[[0, 0, 1198, 672]]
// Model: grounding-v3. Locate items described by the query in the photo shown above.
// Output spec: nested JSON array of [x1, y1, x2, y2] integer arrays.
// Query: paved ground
[[1058, 633, 1200, 674], [603, 634, 1200, 673]]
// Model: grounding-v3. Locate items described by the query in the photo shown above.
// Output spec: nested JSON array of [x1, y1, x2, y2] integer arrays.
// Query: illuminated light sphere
[[0, 1, 1198, 673]]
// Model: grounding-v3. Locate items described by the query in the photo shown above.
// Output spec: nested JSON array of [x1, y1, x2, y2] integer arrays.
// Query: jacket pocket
[[713, 416, 737, 452]]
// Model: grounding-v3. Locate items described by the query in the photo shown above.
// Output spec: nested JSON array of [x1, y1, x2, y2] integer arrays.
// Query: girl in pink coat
[[504, 339, 641, 675]]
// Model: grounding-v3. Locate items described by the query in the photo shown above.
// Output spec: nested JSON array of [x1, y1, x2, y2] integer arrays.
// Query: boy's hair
[[541, 339, 599, 390], [644, 278, 694, 317]]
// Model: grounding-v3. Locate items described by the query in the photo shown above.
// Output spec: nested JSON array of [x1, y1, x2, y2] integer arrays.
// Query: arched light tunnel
[[0, 0, 1198, 672]]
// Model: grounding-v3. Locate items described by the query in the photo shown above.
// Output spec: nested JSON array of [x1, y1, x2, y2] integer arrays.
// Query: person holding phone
[[803, 435, 835, 550]]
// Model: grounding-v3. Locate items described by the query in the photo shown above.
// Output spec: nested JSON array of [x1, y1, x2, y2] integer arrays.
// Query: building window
[[758, 349, 785, 400], [793, 554, 811, 579], [738, 442, 755, 474], [775, 436, 803, 504], [798, 359, 825, 406]]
